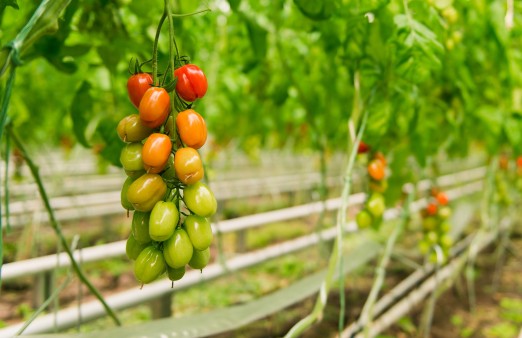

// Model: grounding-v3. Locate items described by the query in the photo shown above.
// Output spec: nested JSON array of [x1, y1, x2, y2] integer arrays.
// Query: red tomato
[[426, 202, 438, 216], [367, 159, 385, 181], [139, 87, 171, 129], [142, 133, 172, 173], [176, 109, 207, 149], [516, 156, 522, 168], [127, 73, 153, 109], [174, 64, 208, 102], [435, 192, 449, 206], [357, 141, 370, 154]]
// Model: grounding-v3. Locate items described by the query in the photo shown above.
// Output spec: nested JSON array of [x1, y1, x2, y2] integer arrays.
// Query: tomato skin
[[174, 147, 204, 185], [167, 265, 186, 282], [174, 64, 208, 102], [134, 246, 166, 284], [368, 159, 385, 181], [176, 109, 207, 149], [183, 182, 217, 217], [127, 173, 167, 212], [436, 192, 449, 206], [127, 73, 153, 109], [189, 247, 210, 270], [184, 215, 213, 250], [132, 211, 151, 244], [357, 141, 370, 154], [121, 177, 135, 211], [120, 143, 144, 178], [142, 133, 172, 173], [517, 156, 522, 168], [422, 216, 438, 231], [117, 114, 153, 143], [126, 233, 148, 260], [163, 228, 193, 268], [374, 152, 387, 167], [366, 193, 385, 218], [425, 202, 438, 216], [356, 209, 373, 229], [139, 87, 171, 129], [369, 179, 388, 193], [149, 201, 179, 242]]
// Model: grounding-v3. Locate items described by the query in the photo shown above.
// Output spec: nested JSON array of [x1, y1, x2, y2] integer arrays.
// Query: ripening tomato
[[422, 217, 438, 231], [499, 155, 509, 170], [167, 265, 186, 282], [374, 152, 387, 166], [517, 156, 522, 168], [149, 201, 179, 242], [366, 193, 385, 218], [134, 246, 166, 284], [142, 133, 172, 174], [369, 179, 388, 193], [367, 159, 385, 181], [356, 209, 373, 229], [426, 202, 438, 216], [189, 247, 210, 270], [127, 73, 153, 109], [120, 143, 144, 178], [174, 64, 208, 102], [121, 177, 135, 211], [127, 173, 167, 212], [357, 141, 370, 154], [176, 109, 207, 149], [184, 215, 213, 251], [126, 233, 148, 260], [132, 211, 151, 244], [174, 147, 204, 185], [183, 182, 217, 217], [117, 114, 153, 143], [435, 192, 449, 206], [139, 87, 171, 129], [163, 228, 193, 268]]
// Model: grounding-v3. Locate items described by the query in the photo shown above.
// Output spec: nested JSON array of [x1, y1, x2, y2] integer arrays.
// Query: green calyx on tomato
[[163, 228, 193, 268], [134, 246, 167, 284], [183, 181, 217, 217], [127, 173, 167, 212], [149, 201, 179, 242], [184, 215, 213, 251]]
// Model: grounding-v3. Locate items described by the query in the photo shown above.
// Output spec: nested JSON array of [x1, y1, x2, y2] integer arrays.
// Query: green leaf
[[227, 0, 241, 11], [70, 81, 93, 147], [504, 114, 522, 152], [96, 117, 124, 168], [294, 0, 334, 21], [240, 14, 268, 62], [0, 0, 18, 10]]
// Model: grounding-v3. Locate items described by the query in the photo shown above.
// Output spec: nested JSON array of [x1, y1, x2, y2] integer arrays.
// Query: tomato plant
[[127, 73, 153, 109], [174, 64, 208, 102]]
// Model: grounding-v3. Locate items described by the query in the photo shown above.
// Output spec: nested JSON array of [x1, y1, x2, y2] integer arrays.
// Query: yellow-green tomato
[[422, 217, 438, 231], [127, 173, 167, 212], [149, 201, 179, 242], [134, 246, 166, 284], [366, 193, 385, 218], [163, 228, 193, 268], [184, 215, 213, 250], [126, 233, 148, 260], [183, 182, 217, 217], [121, 177, 135, 211], [167, 265, 186, 282], [120, 143, 144, 177], [132, 211, 151, 244], [356, 209, 373, 229], [189, 247, 210, 270], [117, 114, 153, 143]]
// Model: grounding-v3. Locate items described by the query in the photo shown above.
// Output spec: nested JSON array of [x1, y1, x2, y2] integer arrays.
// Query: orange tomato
[[368, 159, 385, 181], [426, 202, 438, 216], [374, 152, 387, 167], [435, 192, 449, 206], [176, 109, 207, 149], [142, 133, 172, 173], [139, 87, 171, 129], [516, 156, 522, 168], [174, 147, 204, 185]]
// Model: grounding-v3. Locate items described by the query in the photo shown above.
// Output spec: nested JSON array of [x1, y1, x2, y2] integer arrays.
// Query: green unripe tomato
[[418, 239, 430, 255], [127, 173, 167, 212], [184, 215, 213, 250], [189, 247, 210, 270], [183, 182, 217, 217], [356, 210, 373, 229], [117, 114, 153, 143], [134, 246, 166, 284], [422, 217, 438, 231], [426, 231, 438, 245], [167, 265, 186, 282], [120, 143, 144, 177], [366, 193, 385, 218], [439, 234, 453, 248], [439, 221, 451, 233], [438, 206, 452, 220], [161, 155, 176, 181], [149, 201, 179, 242], [121, 177, 135, 211], [126, 233, 148, 260], [132, 211, 151, 244], [163, 228, 193, 268], [369, 179, 388, 193]]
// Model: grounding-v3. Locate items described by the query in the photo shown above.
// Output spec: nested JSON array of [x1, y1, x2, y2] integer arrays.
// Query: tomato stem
[[152, 12, 167, 86]]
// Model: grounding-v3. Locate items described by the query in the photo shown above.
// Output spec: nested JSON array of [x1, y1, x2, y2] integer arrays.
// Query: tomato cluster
[[418, 189, 452, 263], [119, 64, 216, 286], [356, 149, 388, 230]]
